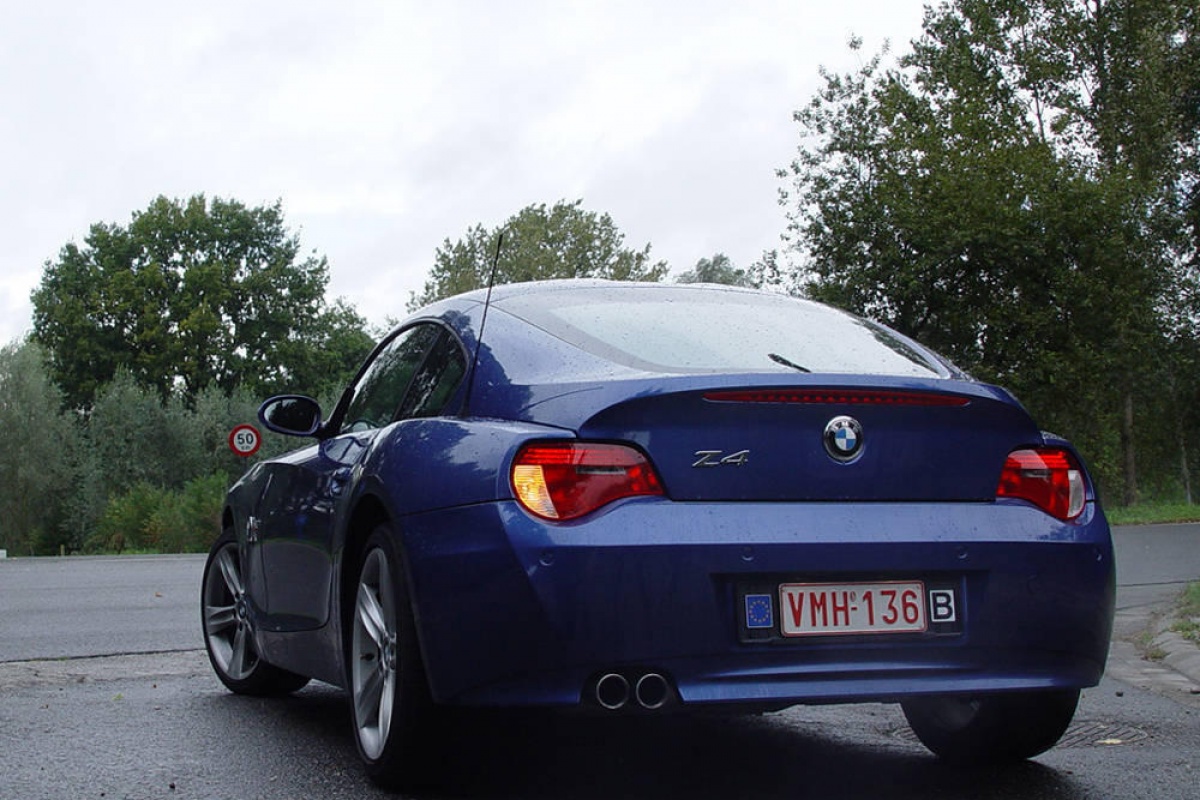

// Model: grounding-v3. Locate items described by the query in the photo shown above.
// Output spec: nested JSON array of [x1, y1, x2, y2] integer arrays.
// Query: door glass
[[342, 325, 439, 431], [398, 331, 467, 419]]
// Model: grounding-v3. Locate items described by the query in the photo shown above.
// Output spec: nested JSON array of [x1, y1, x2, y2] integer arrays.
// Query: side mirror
[[259, 395, 323, 437]]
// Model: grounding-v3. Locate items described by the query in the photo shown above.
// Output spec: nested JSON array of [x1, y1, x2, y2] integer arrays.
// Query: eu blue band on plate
[[745, 594, 774, 629]]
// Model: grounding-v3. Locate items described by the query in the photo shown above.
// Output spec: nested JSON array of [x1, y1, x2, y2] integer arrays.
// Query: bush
[[89, 483, 168, 553], [152, 473, 228, 553], [87, 473, 228, 554]]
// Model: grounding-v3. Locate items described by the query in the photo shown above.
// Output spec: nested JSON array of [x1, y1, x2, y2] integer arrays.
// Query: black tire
[[201, 528, 311, 696], [901, 689, 1080, 764], [348, 525, 436, 790]]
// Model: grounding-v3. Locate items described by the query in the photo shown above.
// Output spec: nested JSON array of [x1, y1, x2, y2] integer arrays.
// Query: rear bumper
[[399, 498, 1115, 708]]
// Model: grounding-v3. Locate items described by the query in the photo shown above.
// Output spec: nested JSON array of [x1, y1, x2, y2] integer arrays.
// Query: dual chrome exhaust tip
[[593, 671, 674, 711]]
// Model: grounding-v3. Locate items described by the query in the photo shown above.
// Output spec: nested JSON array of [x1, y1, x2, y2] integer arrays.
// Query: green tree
[[410, 200, 669, 310], [87, 472, 228, 555], [0, 341, 80, 555], [780, 1, 1199, 504], [31, 195, 372, 408], [676, 253, 751, 286], [146, 472, 229, 554], [85, 371, 207, 495], [89, 482, 169, 554], [745, 249, 799, 294]]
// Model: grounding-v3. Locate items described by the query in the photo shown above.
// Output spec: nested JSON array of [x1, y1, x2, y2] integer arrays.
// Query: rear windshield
[[496, 284, 952, 378]]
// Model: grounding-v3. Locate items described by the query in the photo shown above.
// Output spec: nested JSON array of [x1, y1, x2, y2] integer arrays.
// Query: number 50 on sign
[[228, 424, 262, 457]]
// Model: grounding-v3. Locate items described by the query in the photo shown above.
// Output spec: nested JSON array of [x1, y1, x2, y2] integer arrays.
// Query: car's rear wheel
[[349, 526, 434, 790], [901, 689, 1080, 764], [201, 529, 310, 695]]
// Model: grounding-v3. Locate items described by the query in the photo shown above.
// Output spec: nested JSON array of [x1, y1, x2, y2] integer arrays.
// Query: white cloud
[[0, 0, 927, 345]]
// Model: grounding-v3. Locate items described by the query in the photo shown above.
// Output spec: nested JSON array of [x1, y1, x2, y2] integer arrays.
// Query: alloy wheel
[[352, 546, 399, 761], [203, 543, 260, 681]]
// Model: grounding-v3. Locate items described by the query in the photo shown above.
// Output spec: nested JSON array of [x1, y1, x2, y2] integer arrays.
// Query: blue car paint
[[225, 280, 1115, 713], [392, 493, 1113, 706]]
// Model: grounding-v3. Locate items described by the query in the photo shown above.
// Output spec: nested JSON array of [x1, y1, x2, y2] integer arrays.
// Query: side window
[[342, 325, 440, 432], [398, 331, 467, 419]]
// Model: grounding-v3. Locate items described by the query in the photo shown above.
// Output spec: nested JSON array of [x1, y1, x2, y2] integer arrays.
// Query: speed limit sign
[[228, 424, 262, 457]]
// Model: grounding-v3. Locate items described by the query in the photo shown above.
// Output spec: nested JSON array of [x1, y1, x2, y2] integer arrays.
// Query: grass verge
[[1172, 583, 1200, 646], [1105, 502, 1200, 526]]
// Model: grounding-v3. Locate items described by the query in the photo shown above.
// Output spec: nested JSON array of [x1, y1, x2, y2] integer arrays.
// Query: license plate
[[779, 580, 928, 637]]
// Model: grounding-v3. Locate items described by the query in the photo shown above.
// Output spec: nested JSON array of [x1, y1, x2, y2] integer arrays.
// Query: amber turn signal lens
[[512, 442, 664, 521]]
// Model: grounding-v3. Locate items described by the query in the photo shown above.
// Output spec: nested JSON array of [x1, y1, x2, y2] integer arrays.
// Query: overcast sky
[[0, 0, 929, 345]]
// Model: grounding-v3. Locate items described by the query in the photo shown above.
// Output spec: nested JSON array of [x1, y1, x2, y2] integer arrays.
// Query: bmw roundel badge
[[824, 416, 864, 461]]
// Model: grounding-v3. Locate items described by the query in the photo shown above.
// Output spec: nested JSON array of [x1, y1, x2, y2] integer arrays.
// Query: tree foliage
[[676, 253, 752, 286], [0, 341, 79, 555], [88, 473, 227, 554], [0, 338, 314, 555], [781, 0, 1199, 503], [85, 371, 208, 494], [409, 200, 669, 309], [31, 195, 373, 408]]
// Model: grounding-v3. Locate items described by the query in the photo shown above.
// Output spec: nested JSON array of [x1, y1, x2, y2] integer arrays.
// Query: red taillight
[[704, 389, 969, 407], [511, 442, 664, 521], [996, 448, 1086, 521]]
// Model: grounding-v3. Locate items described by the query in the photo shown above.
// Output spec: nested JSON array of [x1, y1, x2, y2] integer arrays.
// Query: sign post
[[228, 424, 262, 458]]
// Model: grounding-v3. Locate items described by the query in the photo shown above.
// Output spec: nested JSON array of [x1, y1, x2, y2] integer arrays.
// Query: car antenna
[[461, 229, 505, 418]]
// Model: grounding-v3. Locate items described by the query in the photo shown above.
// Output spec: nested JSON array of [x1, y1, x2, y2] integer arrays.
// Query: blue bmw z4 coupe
[[201, 279, 1115, 788]]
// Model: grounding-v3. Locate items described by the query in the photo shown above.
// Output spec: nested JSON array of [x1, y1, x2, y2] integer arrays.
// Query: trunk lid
[[576, 377, 1041, 502]]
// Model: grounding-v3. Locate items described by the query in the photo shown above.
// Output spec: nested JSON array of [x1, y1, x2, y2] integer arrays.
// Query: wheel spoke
[[205, 603, 237, 633], [230, 624, 252, 679], [357, 583, 388, 649], [216, 548, 244, 596], [356, 665, 385, 724], [377, 670, 394, 747]]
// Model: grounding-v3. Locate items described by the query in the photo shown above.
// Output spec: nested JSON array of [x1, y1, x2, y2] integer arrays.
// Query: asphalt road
[[0, 525, 1198, 800], [0, 553, 205, 662], [0, 656, 1197, 800]]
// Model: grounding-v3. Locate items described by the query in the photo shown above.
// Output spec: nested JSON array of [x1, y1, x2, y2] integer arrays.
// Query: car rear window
[[497, 284, 952, 378]]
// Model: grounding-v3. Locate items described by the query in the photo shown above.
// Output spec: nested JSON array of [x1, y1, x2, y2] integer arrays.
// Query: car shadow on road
[[214, 685, 1087, 800]]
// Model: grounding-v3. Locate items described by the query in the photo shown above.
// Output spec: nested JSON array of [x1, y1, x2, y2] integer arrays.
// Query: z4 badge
[[693, 449, 751, 468]]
